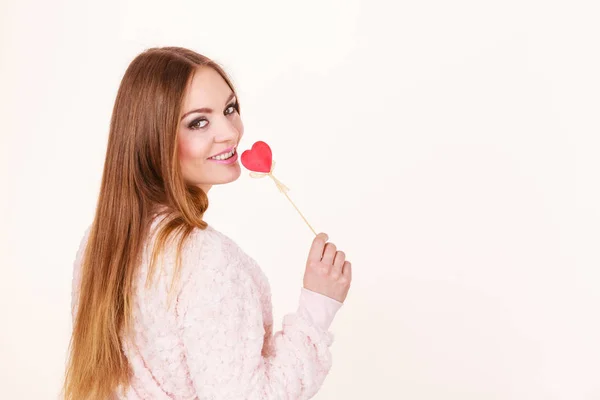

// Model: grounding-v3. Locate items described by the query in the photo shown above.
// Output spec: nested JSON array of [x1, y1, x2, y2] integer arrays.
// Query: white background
[[1, 0, 599, 398]]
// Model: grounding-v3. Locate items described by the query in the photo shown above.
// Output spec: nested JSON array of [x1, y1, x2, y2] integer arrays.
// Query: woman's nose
[[214, 117, 240, 142]]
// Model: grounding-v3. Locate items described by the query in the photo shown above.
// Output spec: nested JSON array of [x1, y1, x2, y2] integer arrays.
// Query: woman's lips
[[208, 146, 235, 159]]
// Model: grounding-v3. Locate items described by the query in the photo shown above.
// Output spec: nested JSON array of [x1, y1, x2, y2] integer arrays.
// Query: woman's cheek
[[179, 135, 209, 162], [178, 138, 193, 164]]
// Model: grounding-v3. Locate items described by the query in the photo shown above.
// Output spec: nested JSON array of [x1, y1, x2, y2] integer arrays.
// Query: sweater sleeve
[[298, 288, 343, 332], [176, 237, 339, 400], [71, 226, 91, 323]]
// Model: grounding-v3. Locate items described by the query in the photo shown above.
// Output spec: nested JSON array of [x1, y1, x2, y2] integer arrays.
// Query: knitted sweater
[[70, 216, 343, 399]]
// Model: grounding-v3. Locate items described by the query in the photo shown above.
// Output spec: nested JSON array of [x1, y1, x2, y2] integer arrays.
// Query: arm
[[176, 244, 342, 400]]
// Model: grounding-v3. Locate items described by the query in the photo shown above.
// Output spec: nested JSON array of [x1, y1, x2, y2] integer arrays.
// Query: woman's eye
[[224, 102, 238, 115], [190, 118, 208, 129]]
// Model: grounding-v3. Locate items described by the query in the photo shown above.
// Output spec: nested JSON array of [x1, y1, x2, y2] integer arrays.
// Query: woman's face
[[177, 66, 244, 193]]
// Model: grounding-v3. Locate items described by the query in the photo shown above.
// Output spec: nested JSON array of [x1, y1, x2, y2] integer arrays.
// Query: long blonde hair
[[61, 47, 239, 400]]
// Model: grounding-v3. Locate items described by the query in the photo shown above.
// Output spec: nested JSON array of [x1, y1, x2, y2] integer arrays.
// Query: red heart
[[241, 141, 273, 173]]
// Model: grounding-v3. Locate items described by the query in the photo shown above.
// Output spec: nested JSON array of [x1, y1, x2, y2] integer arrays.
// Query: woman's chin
[[215, 164, 242, 185], [194, 162, 242, 188]]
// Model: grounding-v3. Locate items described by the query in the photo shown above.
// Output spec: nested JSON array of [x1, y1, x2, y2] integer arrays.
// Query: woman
[[62, 46, 352, 400]]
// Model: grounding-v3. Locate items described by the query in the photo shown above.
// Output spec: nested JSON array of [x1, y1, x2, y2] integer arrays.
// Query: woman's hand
[[303, 233, 352, 303]]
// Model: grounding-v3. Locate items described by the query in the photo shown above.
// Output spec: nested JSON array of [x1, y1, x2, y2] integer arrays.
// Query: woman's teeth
[[210, 148, 235, 160]]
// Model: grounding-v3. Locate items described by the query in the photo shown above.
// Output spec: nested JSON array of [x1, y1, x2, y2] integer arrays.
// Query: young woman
[[62, 46, 352, 400]]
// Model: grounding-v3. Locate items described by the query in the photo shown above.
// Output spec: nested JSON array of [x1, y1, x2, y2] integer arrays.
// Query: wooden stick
[[249, 161, 318, 236], [276, 179, 317, 236]]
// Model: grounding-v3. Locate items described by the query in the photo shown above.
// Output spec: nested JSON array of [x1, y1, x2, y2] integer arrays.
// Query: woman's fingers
[[322, 242, 337, 265], [303, 233, 353, 303], [333, 250, 345, 275], [308, 234, 348, 280], [307, 233, 328, 263], [343, 261, 352, 282]]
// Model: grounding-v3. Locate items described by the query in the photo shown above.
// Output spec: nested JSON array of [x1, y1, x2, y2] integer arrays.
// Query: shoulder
[[147, 218, 249, 275], [174, 225, 255, 313], [147, 216, 266, 292], [177, 223, 267, 289], [186, 223, 253, 273]]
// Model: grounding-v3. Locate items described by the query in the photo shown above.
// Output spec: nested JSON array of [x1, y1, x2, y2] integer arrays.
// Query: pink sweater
[[71, 216, 343, 399]]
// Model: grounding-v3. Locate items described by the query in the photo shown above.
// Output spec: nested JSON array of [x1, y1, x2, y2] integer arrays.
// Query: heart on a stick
[[241, 141, 272, 173], [239, 139, 317, 236]]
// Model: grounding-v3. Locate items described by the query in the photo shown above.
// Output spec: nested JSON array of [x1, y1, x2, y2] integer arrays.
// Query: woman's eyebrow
[[180, 92, 236, 120]]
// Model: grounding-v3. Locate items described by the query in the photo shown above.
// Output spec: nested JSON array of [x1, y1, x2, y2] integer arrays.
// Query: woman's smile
[[207, 147, 238, 164]]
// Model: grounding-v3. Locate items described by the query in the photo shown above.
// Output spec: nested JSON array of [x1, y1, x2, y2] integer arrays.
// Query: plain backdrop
[[1, 0, 599, 398]]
